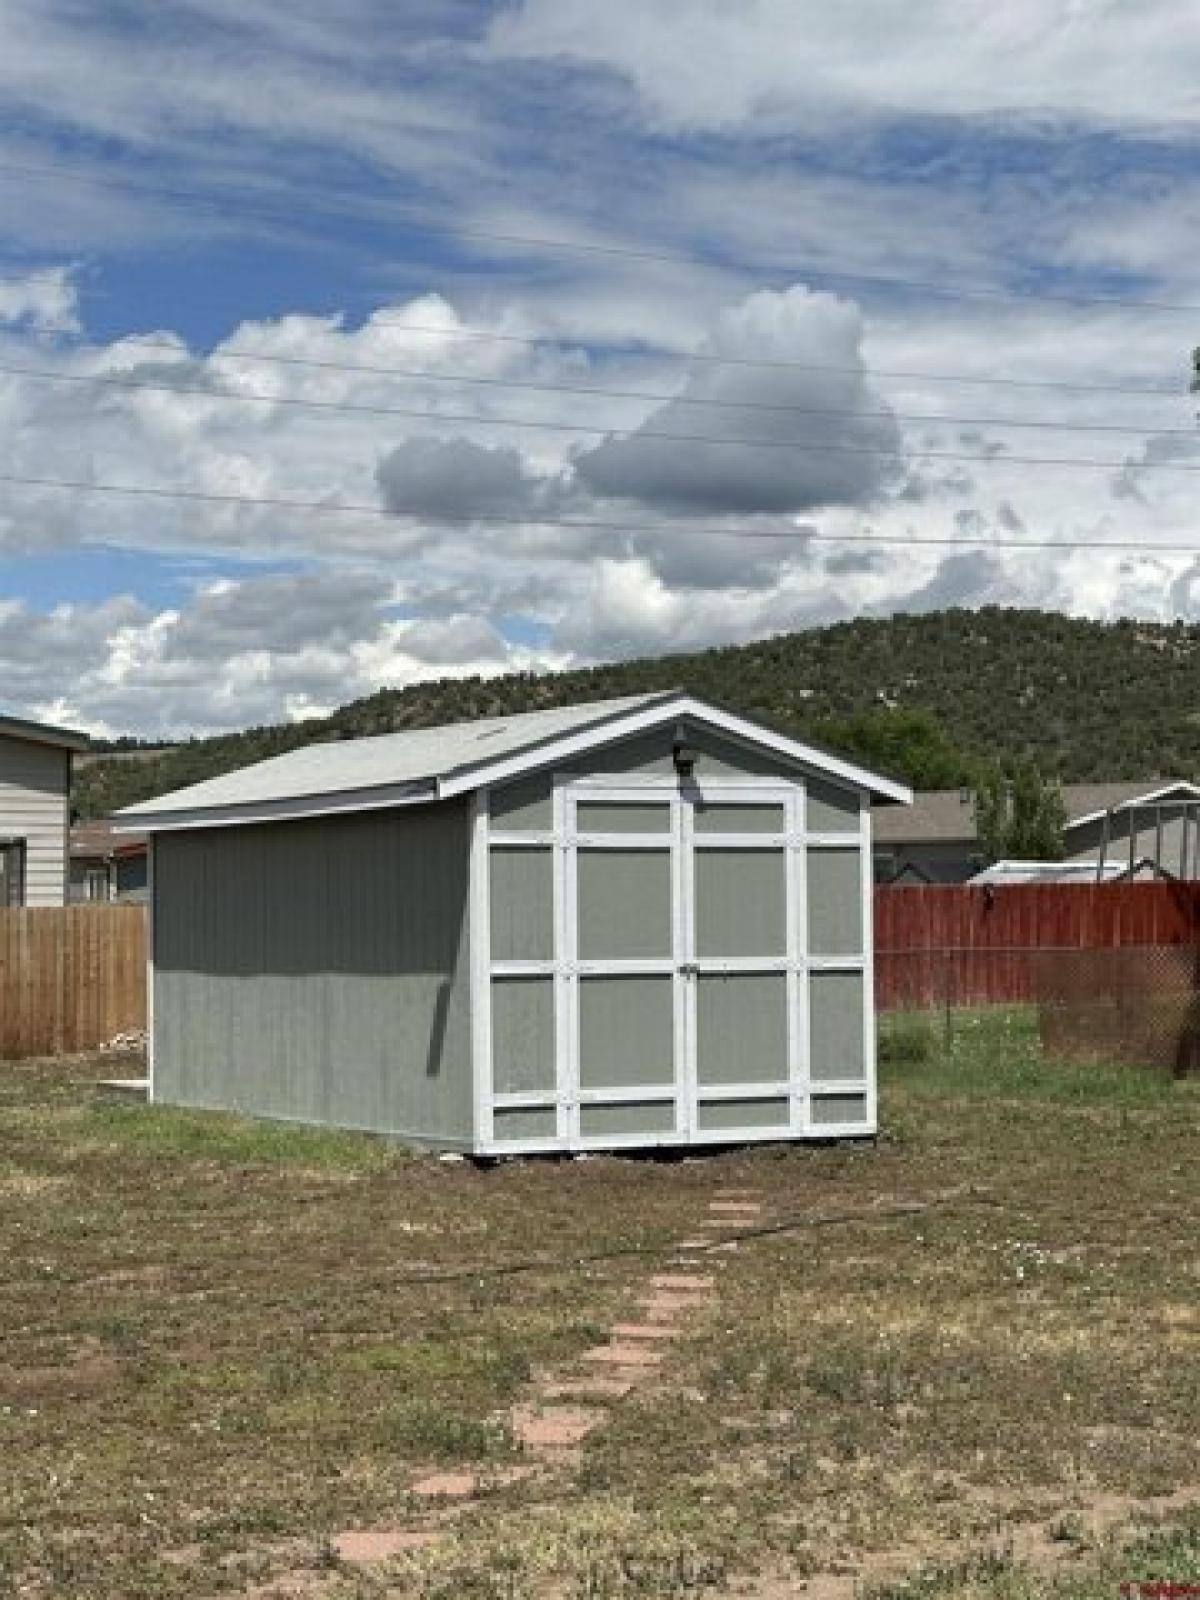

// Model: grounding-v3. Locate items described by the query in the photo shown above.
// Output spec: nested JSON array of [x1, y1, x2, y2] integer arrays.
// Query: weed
[[380, 1404, 513, 1461]]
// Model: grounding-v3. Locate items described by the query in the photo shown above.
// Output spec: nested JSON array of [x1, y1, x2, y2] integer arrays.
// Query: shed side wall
[[0, 735, 69, 906], [152, 802, 474, 1144]]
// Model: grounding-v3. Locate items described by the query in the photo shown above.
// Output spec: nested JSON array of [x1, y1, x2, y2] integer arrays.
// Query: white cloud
[[0, 267, 79, 333], [3, 270, 1200, 734], [488, 1, 1200, 133], [0, 572, 554, 739], [574, 286, 900, 514]]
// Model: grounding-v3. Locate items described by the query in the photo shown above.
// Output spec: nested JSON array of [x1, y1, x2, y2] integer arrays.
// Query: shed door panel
[[578, 975, 675, 1088], [694, 972, 788, 1086], [687, 792, 793, 1124], [577, 847, 672, 961], [694, 847, 786, 958], [573, 796, 681, 1136]]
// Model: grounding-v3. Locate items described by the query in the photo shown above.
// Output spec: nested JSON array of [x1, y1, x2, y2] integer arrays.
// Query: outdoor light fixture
[[672, 737, 699, 777]]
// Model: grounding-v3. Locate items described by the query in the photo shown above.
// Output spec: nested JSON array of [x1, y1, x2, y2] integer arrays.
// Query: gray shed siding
[[0, 735, 69, 906], [152, 802, 475, 1145]]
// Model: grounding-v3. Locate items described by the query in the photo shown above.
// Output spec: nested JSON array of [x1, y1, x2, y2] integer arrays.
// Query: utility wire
[[4, 472, 1200, 552], [3, 154, 1200, 314], [4, 356, 1195, 440], [87, 328, 1194, 403], [378, 1190, 1005, 1291]]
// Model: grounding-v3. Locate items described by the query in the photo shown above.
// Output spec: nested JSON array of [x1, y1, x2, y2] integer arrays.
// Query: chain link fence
[[876, 945, 1200, 1076]]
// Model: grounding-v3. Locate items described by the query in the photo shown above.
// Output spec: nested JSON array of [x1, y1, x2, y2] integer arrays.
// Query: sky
[[2, 0, 1200, 737]]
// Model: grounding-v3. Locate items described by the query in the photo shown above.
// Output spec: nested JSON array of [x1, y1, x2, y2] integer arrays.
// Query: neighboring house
[[0, 713, 89, 907], [69, 821, 149, 903], [872, 789, 987, 884], [874, 779, 1200, 885], [116, 690, 911, 1155]]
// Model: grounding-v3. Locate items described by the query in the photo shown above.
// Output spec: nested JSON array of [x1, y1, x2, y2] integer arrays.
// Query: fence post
[[943, 949, 953, 1052]]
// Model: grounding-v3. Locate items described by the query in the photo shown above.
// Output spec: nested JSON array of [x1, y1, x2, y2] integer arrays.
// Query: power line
[[7, 354, 1194, 440], [7, 360, 1198, 459], [3, 471, 1199, 553], [102, 328, 1191, 403], [3, 154, 1200, 315]]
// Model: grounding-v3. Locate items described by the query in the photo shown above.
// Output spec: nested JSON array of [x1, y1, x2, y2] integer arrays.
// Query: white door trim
[[473, 772, 876, 1153]]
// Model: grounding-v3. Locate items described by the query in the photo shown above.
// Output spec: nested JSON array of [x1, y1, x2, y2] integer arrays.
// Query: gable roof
[[115, 691, 912, 833], [0, 711, 89, 753], [873, 779, 1199, 845]]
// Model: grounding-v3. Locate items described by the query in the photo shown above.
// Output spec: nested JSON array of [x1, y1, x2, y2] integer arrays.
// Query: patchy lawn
[[0, 1024, 1197, 1599]]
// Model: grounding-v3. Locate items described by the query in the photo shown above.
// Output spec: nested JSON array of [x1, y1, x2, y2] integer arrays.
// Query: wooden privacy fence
[[874, 882, 1200, 1010], [0, 906, 147, 1059]]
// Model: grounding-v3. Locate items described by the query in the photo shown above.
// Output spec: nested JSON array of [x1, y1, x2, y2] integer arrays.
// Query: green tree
[[972, 760, 1067, 863], [813, 707, 971, 789]]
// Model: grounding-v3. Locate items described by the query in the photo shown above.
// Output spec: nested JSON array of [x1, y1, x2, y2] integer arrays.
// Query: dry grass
[[0, 1019, 1197, 1598]]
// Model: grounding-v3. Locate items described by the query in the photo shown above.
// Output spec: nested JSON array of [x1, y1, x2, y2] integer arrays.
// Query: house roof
[[70, 821, 148, 859], [1067, 780, 1200, 828], [115, 691, 913, 833], [0, 711, 89, 753], [872, 779, 1195, 845]]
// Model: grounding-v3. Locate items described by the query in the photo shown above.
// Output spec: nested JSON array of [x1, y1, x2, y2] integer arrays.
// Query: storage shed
[[117, 693, 911, 1155]]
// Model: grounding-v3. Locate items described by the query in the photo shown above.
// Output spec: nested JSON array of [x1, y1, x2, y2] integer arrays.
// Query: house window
[[0, 840, 27, 907]]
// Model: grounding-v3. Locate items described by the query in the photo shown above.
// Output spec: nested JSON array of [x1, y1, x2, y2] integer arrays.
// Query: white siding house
[[0, 715, 89, 907]]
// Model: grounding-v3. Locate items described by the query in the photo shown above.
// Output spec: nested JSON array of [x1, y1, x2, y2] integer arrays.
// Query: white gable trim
[[1068, 781, 1200, 830], [436, 695, 912, 806]]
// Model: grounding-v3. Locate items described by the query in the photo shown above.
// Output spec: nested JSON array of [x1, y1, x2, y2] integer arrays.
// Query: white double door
[[566, 782, 802, 1142]]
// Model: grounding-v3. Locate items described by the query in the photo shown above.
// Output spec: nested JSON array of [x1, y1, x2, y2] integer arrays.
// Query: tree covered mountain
[[74, 607, 1200, 817]]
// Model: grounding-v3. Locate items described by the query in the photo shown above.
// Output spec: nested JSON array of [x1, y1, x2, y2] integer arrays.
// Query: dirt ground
[[1, 1015, 1197, 1598]]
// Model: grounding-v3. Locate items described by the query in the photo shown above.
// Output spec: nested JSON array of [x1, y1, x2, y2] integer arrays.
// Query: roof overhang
[[115, 693, 912, 834], [112, 778, 437, 834], [0, 713, 89, 752]]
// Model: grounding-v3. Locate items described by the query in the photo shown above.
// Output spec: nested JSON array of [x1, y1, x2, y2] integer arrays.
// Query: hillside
[[74, 607, 1200, 818]]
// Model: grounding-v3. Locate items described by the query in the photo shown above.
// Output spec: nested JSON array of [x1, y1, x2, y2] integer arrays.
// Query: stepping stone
[[612, 1322, 677, 1340], [333, 1528, 440, 1563], [512, 1405, 603, 1448], [486, 1463, 540, 1485], [649, 1273, 714, 1292], [636, 1293, 701, 1318], [540, 1375, 635, 1401], [409, 1470, 479, 1500], [582, 1341, 664, 1367]]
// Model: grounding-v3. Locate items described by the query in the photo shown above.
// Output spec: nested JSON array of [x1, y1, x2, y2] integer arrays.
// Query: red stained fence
[[873, 882, 1200, 1010]]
